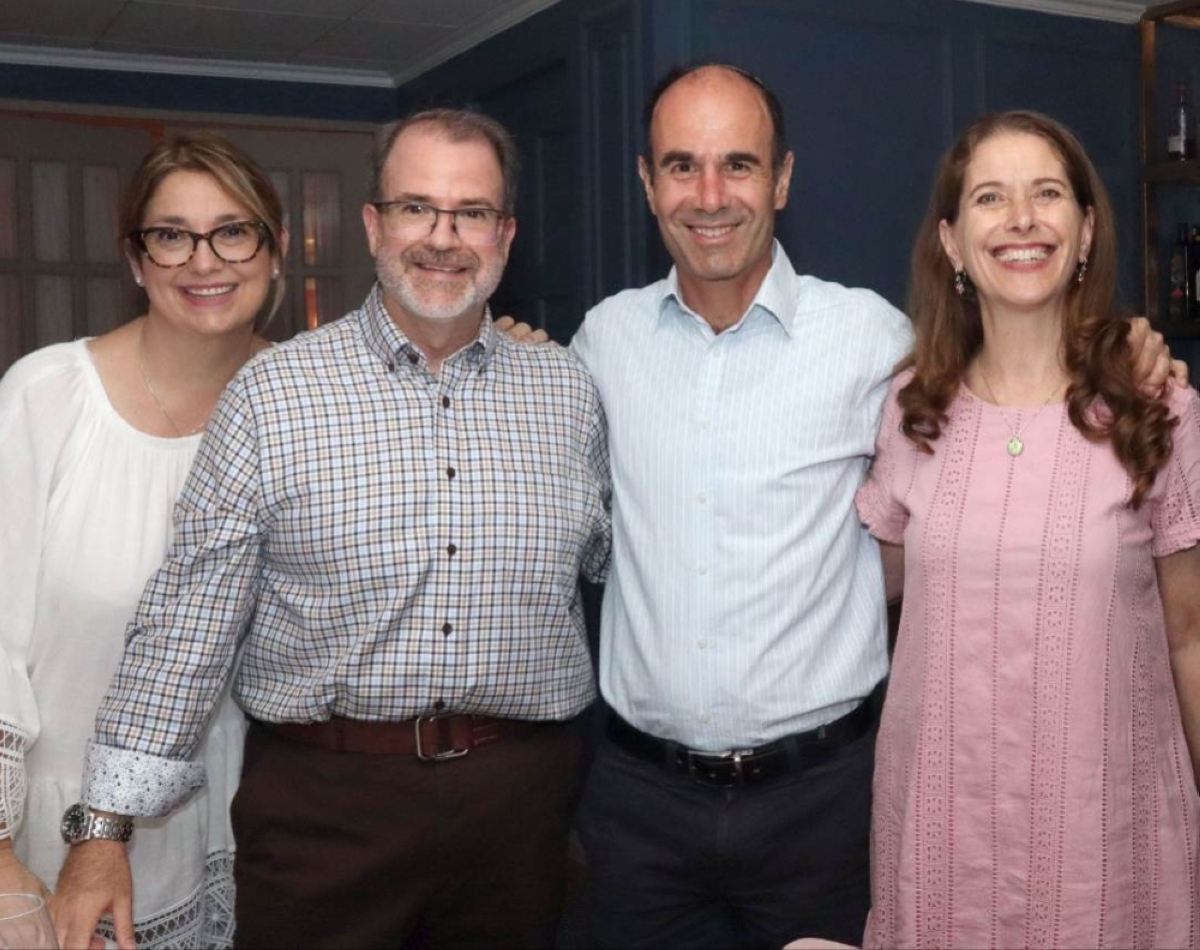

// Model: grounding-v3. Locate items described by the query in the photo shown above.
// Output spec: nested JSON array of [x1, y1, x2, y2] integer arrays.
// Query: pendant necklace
[[138, 324, 207, 437], [975, 365, 1060, 458]]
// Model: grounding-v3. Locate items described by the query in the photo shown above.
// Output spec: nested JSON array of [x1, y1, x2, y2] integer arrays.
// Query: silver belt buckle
[[415, 711, 470, 762], [687, 748, 753, 786]]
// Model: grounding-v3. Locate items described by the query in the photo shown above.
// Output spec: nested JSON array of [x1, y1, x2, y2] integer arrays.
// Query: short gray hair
[[368, 108, 520, 213]]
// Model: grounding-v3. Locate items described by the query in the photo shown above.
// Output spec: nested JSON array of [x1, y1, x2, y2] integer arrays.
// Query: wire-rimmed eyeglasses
[[371, 201, 510, 246], [131, 221, 269, 268]]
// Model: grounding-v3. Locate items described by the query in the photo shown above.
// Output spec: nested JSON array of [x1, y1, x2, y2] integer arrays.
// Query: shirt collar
[[358, 283, 498, 370], [656, 239, 799, 337]]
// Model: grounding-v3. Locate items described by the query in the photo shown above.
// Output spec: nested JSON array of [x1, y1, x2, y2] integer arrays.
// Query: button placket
[[433, 367, 464, 678], [692, 339, 723, 592]]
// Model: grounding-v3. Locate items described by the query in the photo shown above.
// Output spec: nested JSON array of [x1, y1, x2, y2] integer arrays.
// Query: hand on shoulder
[[494, 315, 552, 345]]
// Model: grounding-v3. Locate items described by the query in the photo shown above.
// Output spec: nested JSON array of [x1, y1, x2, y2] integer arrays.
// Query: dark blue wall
[[3, 3, 1145, 348], [404, 0, 1141, 343], [0, 62, 396, 122]]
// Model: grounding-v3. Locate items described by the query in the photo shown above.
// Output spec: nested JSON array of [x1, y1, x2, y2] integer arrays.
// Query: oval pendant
[[1006, 435, 1024, 457]]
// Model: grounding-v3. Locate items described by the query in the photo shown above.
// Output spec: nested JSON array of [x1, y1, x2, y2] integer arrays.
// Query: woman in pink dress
[[856, 110, 1200, 949]]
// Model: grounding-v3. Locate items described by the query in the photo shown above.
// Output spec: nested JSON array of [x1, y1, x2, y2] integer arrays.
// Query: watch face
[[60, 802, 88, 843]]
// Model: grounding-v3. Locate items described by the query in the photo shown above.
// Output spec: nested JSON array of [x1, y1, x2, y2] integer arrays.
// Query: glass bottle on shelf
[[1168, 81, 1196, 161], [1191, 225, 1200, 320], [1169, 223, 1190, 321]]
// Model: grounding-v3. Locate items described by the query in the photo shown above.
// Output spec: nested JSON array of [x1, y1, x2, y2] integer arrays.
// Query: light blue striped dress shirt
[[571, 242, 913, 751]]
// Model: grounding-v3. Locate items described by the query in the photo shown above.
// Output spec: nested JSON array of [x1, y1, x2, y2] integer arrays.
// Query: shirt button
[[697, 491, 708, 504], [447, 543, 457, 557], [446, 466, 456, 480], [442, 622, 453, 636], [696, 562, 709, 575], [387, 360, 395, 372], [442, 396, 451, 409], [699, 713, 710, 724], [434, 699, 446, 710], [697, 638, 708, 649], [407, 352, 419, 365], [700, 417, 711, 429]]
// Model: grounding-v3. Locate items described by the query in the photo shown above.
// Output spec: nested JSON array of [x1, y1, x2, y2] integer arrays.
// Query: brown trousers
[[231, 717, 585, 950]]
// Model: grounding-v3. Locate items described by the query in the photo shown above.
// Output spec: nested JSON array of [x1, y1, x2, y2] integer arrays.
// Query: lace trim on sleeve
[[83, 741, 205, 818], [0, 718, 34, 838]]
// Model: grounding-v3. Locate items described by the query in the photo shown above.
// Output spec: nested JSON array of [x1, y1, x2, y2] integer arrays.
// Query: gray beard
[[376, 250, 503, 323]]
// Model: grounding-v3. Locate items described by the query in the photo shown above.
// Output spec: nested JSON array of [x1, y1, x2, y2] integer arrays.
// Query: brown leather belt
[[260, 713, 525, 760]]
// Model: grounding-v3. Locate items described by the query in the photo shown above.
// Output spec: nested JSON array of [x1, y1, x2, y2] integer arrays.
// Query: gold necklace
[[138, 325, 207, 437], [975, 365, 1061, 458]]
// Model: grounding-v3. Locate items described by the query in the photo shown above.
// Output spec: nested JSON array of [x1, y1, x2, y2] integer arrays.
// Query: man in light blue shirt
[[569, 62, 911, 948]]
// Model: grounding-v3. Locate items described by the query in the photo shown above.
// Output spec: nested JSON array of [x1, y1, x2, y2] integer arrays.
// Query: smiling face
[[130, 170, 279, 337], [639, 66, 793, 318], [939, 130, 1093, 320], [363, 122, 515, 329]]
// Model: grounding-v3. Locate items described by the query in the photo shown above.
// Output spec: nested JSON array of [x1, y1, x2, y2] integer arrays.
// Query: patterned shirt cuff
[[83, 741, 205, 818]]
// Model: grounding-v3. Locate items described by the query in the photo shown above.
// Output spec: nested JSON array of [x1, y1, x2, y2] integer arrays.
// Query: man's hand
[[51, 840, 135, 950], [0, 838, 49, 898], [494, 315, 551, 344], [1129, 317, 1189, 395]]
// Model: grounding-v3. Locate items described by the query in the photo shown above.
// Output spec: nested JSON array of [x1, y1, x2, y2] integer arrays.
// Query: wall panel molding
[[581, 1, 645, 303]]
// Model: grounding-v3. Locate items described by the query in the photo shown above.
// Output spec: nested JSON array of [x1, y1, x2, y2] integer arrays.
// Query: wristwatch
[[60, 802, 134, 845]]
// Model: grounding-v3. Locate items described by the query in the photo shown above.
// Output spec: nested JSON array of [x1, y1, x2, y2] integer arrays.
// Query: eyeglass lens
[[381, 204, 503, 245], [141, 222, 264, 266]]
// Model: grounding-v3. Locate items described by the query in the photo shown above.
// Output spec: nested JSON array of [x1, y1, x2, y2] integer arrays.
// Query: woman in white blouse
[[0, 132, 288, 949]]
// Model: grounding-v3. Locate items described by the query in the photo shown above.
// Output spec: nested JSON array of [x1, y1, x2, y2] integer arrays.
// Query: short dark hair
[[368, 108, 521, 213], [642, 62, 789, 173]]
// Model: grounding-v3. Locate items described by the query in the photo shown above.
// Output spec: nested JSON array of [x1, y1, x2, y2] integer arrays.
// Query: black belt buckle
[[686, 748, 756, 787]]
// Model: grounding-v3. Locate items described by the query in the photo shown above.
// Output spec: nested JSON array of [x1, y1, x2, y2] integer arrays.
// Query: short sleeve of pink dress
[[859, 376, 1200, 950], [855, 370, 916, 546], [1152, 384, 1200, 557]]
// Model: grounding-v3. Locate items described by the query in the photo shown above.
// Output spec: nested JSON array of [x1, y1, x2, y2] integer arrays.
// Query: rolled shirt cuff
[[83, 740, 205, 818]]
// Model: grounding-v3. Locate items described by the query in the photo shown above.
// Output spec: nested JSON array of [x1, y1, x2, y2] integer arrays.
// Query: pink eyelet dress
[[856, 371, 1200, 950]]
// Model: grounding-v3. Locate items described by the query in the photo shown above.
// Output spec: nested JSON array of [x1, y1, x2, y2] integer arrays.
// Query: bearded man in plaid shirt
[[53, 108, 611, 950]]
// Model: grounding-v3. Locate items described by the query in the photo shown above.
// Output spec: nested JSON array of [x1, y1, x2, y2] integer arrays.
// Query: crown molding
[[955, 0, 1147, 22], [0, 0, 564, 89], [387, 0, 563, 84], [0, 42, 396, 88], [0, 0, 1146, 92]]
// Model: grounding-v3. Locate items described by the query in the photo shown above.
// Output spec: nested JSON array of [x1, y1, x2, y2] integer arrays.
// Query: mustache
[[402, 246, 478, 270]]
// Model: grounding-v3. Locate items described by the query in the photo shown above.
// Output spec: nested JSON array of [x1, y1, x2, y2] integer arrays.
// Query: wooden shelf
[[1157, 319, 1200, 338], [1144, 160, 1200, 183], [1139, 2, 1200, 326], [1146, 1, 1200, 27]]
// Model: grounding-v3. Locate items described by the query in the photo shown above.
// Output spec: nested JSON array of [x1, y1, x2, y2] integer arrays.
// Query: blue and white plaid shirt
[[85, 286, 611, 816]]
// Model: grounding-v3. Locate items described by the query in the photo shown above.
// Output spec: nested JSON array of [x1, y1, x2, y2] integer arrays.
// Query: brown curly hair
[[898, 109, 1174, 507]]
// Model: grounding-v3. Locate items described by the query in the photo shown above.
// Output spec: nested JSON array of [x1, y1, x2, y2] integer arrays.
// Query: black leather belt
[[606, 699, 876, 787]]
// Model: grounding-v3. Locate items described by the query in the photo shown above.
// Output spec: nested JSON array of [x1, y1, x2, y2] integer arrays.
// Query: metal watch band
[[88, 811, 134, 843]]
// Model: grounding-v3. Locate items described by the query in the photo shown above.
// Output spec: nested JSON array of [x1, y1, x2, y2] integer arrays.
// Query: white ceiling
[[0, 0, 1158, 89]]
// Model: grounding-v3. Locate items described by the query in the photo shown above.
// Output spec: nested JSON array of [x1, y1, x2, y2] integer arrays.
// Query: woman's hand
[[1128, 317, 1189, 396], [0, 837, 50, 898]]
